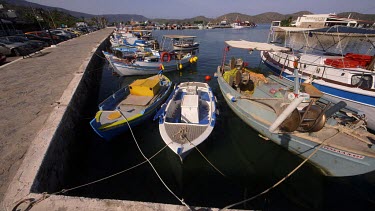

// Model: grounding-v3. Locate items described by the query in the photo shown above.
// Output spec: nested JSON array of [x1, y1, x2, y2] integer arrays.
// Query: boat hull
[[104, 52, 193, 76], [90, 76, 173, 141], [217, 67, 375, 176], [157, 82, 216, 159], [90, 106, 161, 141], [173, 43, 199, 52]]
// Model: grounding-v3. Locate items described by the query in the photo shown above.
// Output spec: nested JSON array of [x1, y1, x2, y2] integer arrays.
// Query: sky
[[26, 0, 375, 19]]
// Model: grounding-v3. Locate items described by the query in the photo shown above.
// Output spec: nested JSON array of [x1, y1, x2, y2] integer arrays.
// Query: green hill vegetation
[[2, 0, 375, 27]]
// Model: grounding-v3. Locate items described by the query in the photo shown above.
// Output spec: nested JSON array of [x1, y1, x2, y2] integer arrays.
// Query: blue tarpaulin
[[311, 26, 375, 35]]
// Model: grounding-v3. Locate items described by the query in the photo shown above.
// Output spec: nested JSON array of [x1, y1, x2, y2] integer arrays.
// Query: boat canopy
[[225, 40, 291, 52], [276, 27, 318, 32], [311, 26, 375, 35], [274, 26, 375, 35]]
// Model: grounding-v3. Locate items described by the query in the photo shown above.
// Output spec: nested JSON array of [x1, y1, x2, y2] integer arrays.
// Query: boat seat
[[107, 111, 122, 120]]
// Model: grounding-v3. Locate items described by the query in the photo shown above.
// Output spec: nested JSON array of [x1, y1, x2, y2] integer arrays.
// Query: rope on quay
[[220, 130, 340, 210], [10, 137, 172, 211], [119, 110, 192, 210], [94, 52, 107, 60]]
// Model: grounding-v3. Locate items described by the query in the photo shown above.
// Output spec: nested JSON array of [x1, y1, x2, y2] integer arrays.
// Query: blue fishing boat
[[217, 40, 375, 176], [154, 82, 216, 160], [90, 74, 173, 141]]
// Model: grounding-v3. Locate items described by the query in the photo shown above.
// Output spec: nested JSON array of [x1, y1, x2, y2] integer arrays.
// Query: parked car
[[15, 34, 53, 46], [0, 53, 6, 65], [0, 36, 46, 50], [50, 29, 73, 39], [76, 27, 89, 34], [65, 28, 83, 36], [0, 39, 31, 56], [25, 31, 64, 44]]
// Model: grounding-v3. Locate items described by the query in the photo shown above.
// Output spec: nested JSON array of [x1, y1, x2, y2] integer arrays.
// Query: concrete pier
[[0, 27, 109, 209], [0, 28, 219, 211]]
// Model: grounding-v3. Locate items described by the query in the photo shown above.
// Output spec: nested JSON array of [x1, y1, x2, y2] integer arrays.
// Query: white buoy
[[226, 93, 236, 102], [269, 96, 304, 133]]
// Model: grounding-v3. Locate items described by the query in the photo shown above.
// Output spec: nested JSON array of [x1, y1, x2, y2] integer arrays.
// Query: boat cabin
[[129, 78, 160, 97]]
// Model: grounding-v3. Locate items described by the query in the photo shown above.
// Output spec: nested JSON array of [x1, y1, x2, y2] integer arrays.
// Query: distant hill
[[152, 16, 212, 24], [2, 0, 375, 24], [212, 11, 314, 24], [100, 14, 148, 23], [2, 0, 149, 23], [1, 0, 95, 19]]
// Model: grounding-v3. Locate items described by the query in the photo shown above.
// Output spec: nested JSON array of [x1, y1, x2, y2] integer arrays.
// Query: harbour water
[[64, 25, 375, 210]]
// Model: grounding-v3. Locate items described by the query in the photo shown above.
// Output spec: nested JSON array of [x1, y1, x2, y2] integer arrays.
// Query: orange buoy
[[205, 75, 211, 81]]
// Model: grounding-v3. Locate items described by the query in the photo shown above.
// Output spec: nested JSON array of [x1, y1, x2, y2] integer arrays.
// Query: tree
[[281, 16, 293, 27]]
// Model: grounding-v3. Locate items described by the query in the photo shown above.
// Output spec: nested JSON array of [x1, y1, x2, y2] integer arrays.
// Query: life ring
[[160, 52, 171, 62]]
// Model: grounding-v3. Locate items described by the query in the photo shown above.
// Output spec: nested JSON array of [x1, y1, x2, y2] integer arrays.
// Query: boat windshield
[[351, 74, 373, 89]]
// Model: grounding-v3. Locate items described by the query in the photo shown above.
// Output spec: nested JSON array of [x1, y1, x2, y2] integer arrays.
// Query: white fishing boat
[[103, 50, 196, 76], [231, 16, 245, 29], [261, 25, 375, 130], [292, 13, 374, 28], [154, 82, 217, 160], [161, 35, 199, 52]]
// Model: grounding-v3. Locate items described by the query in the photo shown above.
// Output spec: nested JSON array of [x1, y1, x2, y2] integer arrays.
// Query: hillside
[[100, 14, 148, 23], [1, 0, 95, 18], [2, 0, 375, 24], [212, 11, 314, 24], [152, 16, 212, 24]]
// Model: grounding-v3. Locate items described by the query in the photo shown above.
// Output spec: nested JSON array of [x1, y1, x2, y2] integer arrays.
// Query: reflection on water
[[65, 25, 375, 210]]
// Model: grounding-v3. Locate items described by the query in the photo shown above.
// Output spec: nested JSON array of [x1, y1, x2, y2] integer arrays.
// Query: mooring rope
[[182, 133, 226, 177], [172, 125, 226, 177], [10, 136, 172, 211], [119, 111, 192, 209], [94, 52, 107, 60], [220, 130, 340, 210]]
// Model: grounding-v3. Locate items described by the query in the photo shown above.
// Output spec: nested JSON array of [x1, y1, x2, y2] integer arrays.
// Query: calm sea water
[[67, 25, 375, 210]]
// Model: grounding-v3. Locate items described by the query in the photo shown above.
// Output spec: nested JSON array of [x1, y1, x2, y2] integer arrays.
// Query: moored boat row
[[92, 24, 375, 177], [103, 29, 199, 76]]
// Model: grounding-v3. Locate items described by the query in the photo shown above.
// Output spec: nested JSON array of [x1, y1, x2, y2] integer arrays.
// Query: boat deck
[[99, 85, 168, 125], [296, 126, 375, 158], [164, 123, 208, 144]]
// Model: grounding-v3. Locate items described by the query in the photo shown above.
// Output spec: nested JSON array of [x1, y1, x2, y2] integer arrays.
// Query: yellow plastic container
[[129, 78, 160, 96]]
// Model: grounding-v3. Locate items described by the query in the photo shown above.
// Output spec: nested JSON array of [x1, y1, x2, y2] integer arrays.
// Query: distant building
[[76, 22, 87, 27], [6, 9, 17, 18]]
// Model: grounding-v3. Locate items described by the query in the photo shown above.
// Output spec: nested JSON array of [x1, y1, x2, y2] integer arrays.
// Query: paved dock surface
[[0, 28, 112, 202]]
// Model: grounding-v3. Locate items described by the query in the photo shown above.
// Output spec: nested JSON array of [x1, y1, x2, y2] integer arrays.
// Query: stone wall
[[31, 38, 110, 193]]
